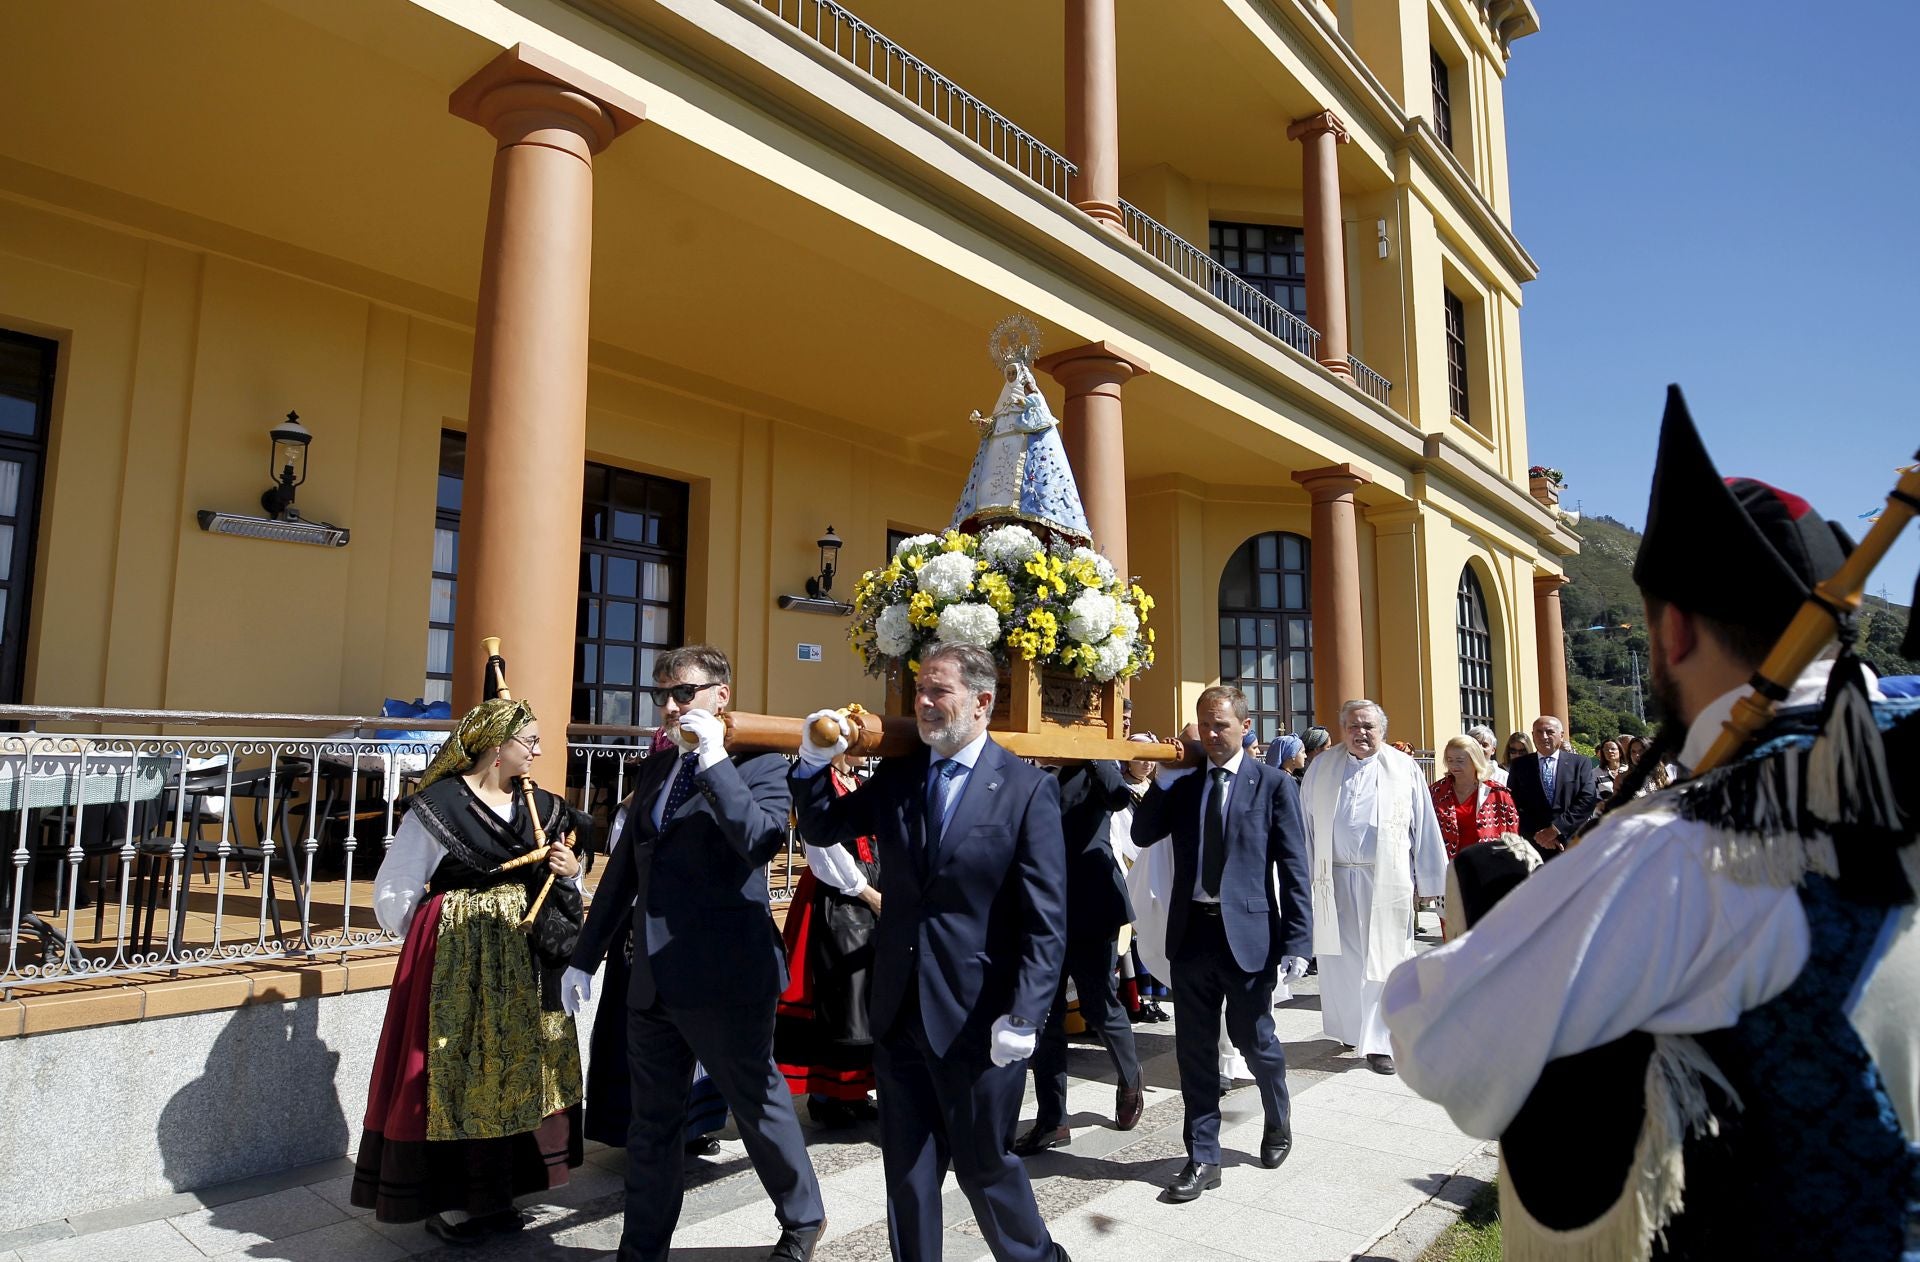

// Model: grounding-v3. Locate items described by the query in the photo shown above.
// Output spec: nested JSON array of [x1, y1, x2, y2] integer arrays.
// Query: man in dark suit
[[1013, 758, 1142, 1154], [1505, 714, 1598, 860], [561, 645, 825, 1262], [1131, 684, 1311, 1202], [794, 642, 1070, 1262]]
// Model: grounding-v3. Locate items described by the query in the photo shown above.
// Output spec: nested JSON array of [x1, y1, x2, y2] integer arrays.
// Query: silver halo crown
[[987, 314, 1043, 369]]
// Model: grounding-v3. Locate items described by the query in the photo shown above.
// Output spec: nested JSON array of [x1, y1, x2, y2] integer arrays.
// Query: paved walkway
[[1, 963, 1489, 1262]]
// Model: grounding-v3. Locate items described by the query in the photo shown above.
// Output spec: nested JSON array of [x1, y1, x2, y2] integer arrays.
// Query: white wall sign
[[797, 643, 823, 662]]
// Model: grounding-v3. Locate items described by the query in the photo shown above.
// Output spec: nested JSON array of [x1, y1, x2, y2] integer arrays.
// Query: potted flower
[[1527, 464, 1566, 507]]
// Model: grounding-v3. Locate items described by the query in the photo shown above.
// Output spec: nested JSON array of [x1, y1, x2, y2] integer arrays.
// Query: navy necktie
[[662, 750, 702, 822], [924, 759, 962, 869], [1202, 766, 1230, 898]]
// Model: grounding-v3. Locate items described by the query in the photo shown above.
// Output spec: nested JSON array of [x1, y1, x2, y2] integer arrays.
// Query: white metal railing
[[1346, 355, 1394, 406], [752, 0, 1077, 200], [1119, 200, 1323, 360], [0, 708, 802, 996]]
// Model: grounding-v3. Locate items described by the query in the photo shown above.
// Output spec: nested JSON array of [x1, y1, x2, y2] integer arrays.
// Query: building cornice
[[1403, 119, 1539, 285]]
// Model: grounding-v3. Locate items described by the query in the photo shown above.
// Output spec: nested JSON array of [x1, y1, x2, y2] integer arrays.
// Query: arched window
[[1457, 565, 1495, 732], [1218, 532, 1313, 743]]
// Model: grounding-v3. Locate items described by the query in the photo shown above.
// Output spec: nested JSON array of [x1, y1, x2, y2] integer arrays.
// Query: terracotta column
[[1035, 342, 1150, 580], [1292, 464, 1370, 725], [1533, 573, 1570, 725], [1285, 110, 1352, 377], [1065, 0, 1125, 232], [449, 47, 644, 731]]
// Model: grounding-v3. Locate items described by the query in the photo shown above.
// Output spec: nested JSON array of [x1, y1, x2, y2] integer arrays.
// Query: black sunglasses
[[647, 679, 723, 707]]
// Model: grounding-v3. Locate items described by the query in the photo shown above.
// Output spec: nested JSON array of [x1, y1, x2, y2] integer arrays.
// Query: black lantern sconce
[[260, 411, 313, 519], [197, 409, 350, 547], [777, 524, 852, 614]]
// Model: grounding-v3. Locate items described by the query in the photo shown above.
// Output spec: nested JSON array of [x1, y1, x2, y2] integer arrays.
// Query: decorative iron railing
[[1346, 355, 1394, 406], [1119, 200, 1322, 360], [0, 708, 801, 995], [753, 0, 1077, 199]]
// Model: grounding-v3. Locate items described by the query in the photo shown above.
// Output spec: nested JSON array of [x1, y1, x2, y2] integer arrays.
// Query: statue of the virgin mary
[[949, 316, 1092, 546]]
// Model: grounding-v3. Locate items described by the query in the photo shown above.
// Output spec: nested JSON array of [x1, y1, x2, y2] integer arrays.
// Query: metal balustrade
[[0, 709, 801, 995], [1119, 200, 1323, 360], [752, 0, 1077, 199], [1346, 355, 1394, 406]]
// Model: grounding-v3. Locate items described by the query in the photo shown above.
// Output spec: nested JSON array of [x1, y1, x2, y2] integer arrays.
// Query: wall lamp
[[777, 524, 851, 614], [197, 410, 350, 548]]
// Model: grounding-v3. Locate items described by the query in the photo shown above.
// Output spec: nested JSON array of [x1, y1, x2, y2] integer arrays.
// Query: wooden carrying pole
[[1697, 456, 1920, 774], [715, 707, 1192, 764]]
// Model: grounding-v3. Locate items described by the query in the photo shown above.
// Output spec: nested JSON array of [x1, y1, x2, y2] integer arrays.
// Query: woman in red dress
[[1429, 734, 1520, 861]]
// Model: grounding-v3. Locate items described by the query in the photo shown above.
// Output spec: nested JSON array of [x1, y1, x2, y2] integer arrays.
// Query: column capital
[[1286, 109, 1350, 144], [1291, 463, 1371, 500], [1533, 572, 1570, 595], [451, 43, 646, 157], [1034, 341, 1151, 393]]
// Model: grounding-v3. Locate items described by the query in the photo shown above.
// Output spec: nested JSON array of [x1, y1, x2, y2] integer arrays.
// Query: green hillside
[[1553, 514, 1916, 750]]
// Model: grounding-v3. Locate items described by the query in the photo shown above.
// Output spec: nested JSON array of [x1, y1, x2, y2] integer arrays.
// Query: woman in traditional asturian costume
[[351, 698, 587, 1245]]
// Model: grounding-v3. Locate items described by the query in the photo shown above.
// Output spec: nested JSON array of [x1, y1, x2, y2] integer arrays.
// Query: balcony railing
[[0, 707, 803, 996], [753, 0, 1077, 200], [1346, 355, 1393, 406], [1119, 200, 1322, 360]]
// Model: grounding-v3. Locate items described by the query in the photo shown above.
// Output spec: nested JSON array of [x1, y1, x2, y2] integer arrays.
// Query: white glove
[[798, 709, 849, 768], [559, 966, 593, 1016], [1281, 955, 1310, 981], [989, 1014, 1037, 1067], [677, 708, 728, 770]]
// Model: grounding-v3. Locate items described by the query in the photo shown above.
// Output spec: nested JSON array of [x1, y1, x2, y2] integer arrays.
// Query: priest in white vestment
[[1299, 699, 1446, 1073]]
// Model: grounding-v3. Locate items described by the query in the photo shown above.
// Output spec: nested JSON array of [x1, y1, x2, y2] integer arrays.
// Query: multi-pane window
[[1431, 48, 1454, 151], [1208, 221, 1308, 321], [1457, 566, 1495, 733], [1444, 289, 1470, 422], [1217, 532, 1314, 743], [426, 434, 689, 730], [423, 431, 464, 704], [576, 466, 688, 730], [0, 331, 52, 707]]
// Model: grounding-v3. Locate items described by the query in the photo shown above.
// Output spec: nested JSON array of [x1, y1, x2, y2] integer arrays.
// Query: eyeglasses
[[647, 680, 723, 707], [510, 734, 542, 754]]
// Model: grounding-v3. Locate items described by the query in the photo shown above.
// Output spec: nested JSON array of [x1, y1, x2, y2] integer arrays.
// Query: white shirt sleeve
[[1381, 807, 1808, 1139], [373, 813, 443, 938], [804, 842, 868, 897], [1408, 772, 1448, 896]]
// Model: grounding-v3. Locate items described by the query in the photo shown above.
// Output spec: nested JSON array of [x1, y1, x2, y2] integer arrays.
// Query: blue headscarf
[[1267, 733, 1305, 767]]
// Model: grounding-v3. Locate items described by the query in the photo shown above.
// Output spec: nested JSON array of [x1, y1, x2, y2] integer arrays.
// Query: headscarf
[[1272, 733, 1304, 765], [1301, 727, 1331, 755], [419, 697, 536, 790]]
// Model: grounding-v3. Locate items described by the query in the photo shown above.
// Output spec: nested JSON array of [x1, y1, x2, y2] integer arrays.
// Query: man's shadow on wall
[[158, 998, 349, 1198]]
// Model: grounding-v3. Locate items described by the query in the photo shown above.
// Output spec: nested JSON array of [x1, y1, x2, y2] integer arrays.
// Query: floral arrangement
[[1528, 465, 1567, 487], [850, 525, 1155, 683]]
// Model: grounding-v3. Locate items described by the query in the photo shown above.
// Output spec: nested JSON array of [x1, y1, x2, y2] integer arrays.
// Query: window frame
[[1217, 531, 1315, 743], [1207, 220, 1310, 322], [1456, 565, 1495, 734], [1431, 47, 1454, 152], [1444, 288, 1470, 423], [0, 329, 54, 708]]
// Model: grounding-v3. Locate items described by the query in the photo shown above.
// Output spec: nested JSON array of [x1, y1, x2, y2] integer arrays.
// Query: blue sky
[[1504, 2, 1919, 608]]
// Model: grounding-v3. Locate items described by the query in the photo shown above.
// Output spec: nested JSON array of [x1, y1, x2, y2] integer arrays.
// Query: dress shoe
[[1218, 1074, 1234, 1096], [1013, 1123, 1071, 1156], [1165, 1160, 1221, 1202], [768, 1219, 825, 1262], [476, 1208, 527, 1233], [423, 1214, 487, 1247], [809, 1097, 856, 1128], [1260, 1125, 1292, 1168], [685, 1134, 722, 1157], [1115, 1081, 1144, 1131], [1367, 1053, 1397, 1075], [1140, 1000, 1169, 1023]]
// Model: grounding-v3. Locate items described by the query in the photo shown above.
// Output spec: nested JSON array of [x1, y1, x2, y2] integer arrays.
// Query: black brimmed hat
[[1633, 385, 1852, 635]]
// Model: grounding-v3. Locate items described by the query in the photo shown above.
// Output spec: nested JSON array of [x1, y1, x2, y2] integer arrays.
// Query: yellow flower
[[906, 554, 926, 572], [909, 591, 938, 627]]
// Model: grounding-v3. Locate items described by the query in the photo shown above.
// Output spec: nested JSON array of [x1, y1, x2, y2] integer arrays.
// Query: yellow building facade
[[0, 0, 1570, 751]]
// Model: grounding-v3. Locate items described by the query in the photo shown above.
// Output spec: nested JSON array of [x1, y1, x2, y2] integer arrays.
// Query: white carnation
[[980, 525, 1044, 569], [935, 602, 1001, 649], [875, 603, 914, 655], [1071, 546, 1117, 585], [916, 551, 976, 601], [1065, 590, 1118, 644], [892, 533, 938, 558], [1091, 638, 1132, 682]]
